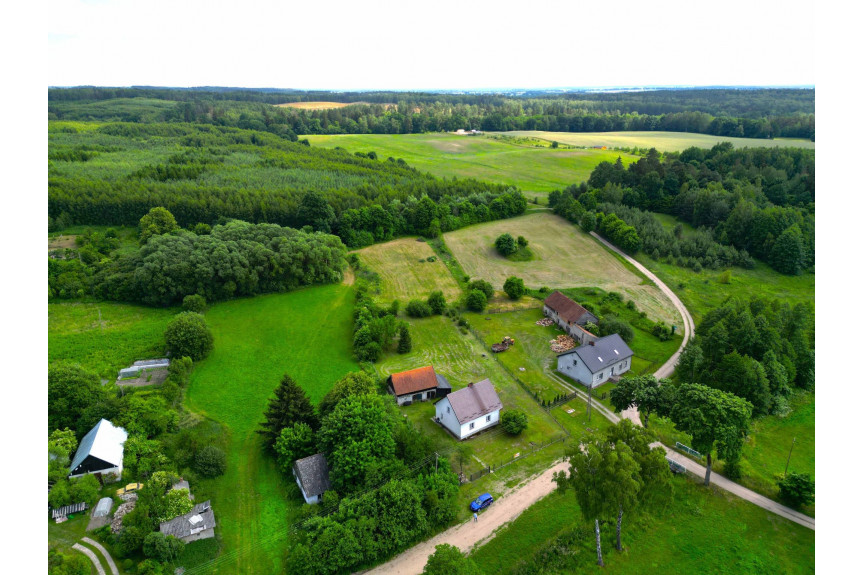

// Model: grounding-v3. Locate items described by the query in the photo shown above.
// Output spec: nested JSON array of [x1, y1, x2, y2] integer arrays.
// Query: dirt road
[[365, 461, 569, 574]]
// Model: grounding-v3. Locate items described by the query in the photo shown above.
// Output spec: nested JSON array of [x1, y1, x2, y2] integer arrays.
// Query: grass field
[[354, 237, 463, 302], [49, 301, 176, 379], [498, 130, 815, 152], [443, 213, 681, 326], [376, 315, 566, 476], [304, 133, 639, 195], [186, 285, 359, 574], [470, 472, 815, 574]]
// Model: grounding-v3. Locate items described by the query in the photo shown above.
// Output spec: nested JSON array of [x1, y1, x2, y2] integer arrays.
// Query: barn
[[68, 419, 128, 481]]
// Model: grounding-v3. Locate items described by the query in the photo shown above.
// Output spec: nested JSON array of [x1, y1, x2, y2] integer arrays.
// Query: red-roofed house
[[543, 291, 599, 345], [387, 366, 452, 406]]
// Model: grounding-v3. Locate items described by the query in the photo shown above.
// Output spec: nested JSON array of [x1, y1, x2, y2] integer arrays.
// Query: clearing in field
[[355, 237, 462, 302], [498, 130, 816, 152], [49, 302, 176, 379], [186, 285, 358, 574], [444, 212, 681, 325], [304, 133, 639, 194]]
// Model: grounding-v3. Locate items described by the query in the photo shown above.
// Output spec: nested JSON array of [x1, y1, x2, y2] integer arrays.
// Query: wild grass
[[185, 285, 359, 574], [444, 213, 681, 326]]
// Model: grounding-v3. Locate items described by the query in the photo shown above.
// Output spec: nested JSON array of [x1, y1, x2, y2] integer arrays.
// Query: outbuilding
[[434, 379, 502, 440], [68, 419, 128, 481], [543, 291, 599, 345], [293, 453, 331, 504], [557, 334, 634, 388], [159, 501, 216, 543], [387, 365, 451, 406]]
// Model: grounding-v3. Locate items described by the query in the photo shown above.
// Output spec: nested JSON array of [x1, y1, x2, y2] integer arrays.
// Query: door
[[413, 393, 422, 402]]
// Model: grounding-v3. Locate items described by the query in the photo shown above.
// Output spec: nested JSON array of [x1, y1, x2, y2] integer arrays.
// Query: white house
[[68, 419, 128, 481], [387, 365, 452, 406], [543, 291, 599, 345], [434, 379, 502, 440], [557, 334, 634, 388], [293, 453, 331, 504]]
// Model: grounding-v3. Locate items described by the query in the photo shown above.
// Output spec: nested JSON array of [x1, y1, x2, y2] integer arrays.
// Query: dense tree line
[[556, 143, 814, 274], [49, 87, 815, 140]]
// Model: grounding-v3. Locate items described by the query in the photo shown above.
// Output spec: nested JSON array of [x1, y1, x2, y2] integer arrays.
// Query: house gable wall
[[557, 354, 631, 388]]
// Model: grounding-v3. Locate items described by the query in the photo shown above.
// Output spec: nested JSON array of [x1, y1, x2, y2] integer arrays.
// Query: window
[[486, 415, 491, 422], [470, 422, 475, 429], [446, 406, 450, 414]]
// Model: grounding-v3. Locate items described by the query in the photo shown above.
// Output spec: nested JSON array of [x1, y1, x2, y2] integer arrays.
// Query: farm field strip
[[497, 130, 816, 152]]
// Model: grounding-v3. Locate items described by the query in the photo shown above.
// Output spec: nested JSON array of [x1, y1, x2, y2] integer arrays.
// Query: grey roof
[[446, 379, 502, 424], [435, 373, 451, 390], [133, 358, 170, 368], [293, 453, 331, 497], [69, 419, 128, 471], [172, 480, 190, 492], [159, 501, 216, 538], [92, 497, 113, 518], [559, 334, 634, 373]]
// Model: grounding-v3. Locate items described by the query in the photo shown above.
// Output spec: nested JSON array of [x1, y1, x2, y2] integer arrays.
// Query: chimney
[[589, 341, 595, 346], [468, 382, 473, 387]]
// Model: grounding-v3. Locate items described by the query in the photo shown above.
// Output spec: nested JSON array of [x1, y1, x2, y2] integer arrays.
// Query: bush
[[406, 300, 433, 318], [501, 411, 528, 435], [503, 276, 526, 300], [194, 445, 227, 478], [164, 312, 213, 361], [465, 290, 488, 312], [397, 323, 412, 353], [468, 279, 494, 299], [427, 291, 447, 315], [182, 294, 207, 313], [494, 233, 518, 256], [777, 472, 815, 509], [517, 236, 528, 248], [70, 474, 100, 505], [598, 315, 634, 344]]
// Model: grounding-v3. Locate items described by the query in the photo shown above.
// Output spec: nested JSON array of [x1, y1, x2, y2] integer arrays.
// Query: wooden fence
[[468, 435, 567, 482]]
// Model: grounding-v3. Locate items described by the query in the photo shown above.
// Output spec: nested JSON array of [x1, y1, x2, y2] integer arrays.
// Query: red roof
[[544, 291, 593, 325], [390, 366, 438, 396]]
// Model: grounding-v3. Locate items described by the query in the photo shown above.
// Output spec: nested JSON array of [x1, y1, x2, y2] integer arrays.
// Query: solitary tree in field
[[670, 383, 752, 486], [258, 374, 318, 451], [494, 233, 518, 256], [164, 312, 213, 361], [397, 323, 412, 354], [503, 276, 526, 300]]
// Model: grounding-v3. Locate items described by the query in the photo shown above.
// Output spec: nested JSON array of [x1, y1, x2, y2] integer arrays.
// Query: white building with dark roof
[[68, 419, 128, 481], [557, 334, 634, 388], [434, 379, 502, 440], [293, 453, 331, 504]]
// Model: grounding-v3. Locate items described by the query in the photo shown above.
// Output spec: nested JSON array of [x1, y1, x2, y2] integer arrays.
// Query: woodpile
[[111, 493, 138, 534], [535, 318, 554, 327], [550, 335, 576, 353], [491, 336, 515, 353]]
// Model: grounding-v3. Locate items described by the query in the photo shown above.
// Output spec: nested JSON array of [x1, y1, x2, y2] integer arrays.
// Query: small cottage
[[434, 379, 502, 440], [293, 453, 331, 504], [557, 334, 634, 388], [543, 291, 599, 345], [68, 419, 128, 481], [387, 366, 451, 406], [159, 501, 216, 543]]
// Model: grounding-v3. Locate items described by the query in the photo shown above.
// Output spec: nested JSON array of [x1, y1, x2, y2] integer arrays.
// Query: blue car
[[470, 493, 494, 512]]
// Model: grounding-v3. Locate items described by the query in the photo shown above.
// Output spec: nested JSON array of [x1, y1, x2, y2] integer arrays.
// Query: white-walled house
[[434, 379, 502, 440], [387, 365, 452, 406], [68, 419, 128, 481], [557, 334, 634, 388], [293, 453, 331, 504], [543, 291, 599, 345]]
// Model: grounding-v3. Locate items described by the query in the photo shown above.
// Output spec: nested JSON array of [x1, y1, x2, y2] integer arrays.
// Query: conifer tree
[[258, 374, 318, 451]]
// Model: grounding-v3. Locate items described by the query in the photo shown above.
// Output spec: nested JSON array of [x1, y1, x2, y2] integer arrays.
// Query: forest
[[48, 87, 815, 140]]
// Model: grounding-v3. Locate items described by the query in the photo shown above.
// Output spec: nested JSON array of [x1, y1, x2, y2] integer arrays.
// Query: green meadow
[[470, 473, 815, 574], [186, 285, 359, 574], [304, 132, 639, 195]]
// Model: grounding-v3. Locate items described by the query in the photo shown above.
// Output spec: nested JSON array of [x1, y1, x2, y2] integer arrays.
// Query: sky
[[46, 0, 815, 90]]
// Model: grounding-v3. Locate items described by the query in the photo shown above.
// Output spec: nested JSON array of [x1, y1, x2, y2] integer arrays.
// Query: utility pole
[[784, 437, 796, 476], [587, 384, 593, 423], [435, 452, 439, 473]]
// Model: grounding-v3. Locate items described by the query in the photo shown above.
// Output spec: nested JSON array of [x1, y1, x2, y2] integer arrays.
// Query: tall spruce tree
[[258, 374, 318, 451]]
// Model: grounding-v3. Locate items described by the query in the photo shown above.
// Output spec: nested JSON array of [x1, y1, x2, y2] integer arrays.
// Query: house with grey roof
[[69, 419, 128, 481], [293, 453, 331, 504], [434, 379, 502, 440], [159, 501, 216, 543], [556, 334, 634, 388]]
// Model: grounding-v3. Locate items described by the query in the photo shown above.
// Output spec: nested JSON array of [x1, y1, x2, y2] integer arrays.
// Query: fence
[[468, 435, 567, 482], [675, 441, 703, 460], [51, 502, 88, 519]]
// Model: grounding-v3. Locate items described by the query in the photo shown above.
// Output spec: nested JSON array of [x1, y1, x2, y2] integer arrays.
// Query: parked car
[[470, 493, 494, 512], [116, 482, 143, 496]]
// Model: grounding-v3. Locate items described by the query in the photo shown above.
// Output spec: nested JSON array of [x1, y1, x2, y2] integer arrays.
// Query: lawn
[[185, 285, 359, 574], [49, 301, 176, 380], [469, 472, 815, 574], [354, 237, 463, 303], [304, 133, 639, 195], [646, 390, 815, 517], [498, 130, 815, 152], [375, 314, 566, 478], [444, 212, 681, 326]]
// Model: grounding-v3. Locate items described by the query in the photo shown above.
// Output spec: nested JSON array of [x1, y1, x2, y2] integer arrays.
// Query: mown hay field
[[305, 133, 638, 193], [186, 285, 358, 574], [498, 130, 816, 152], [355, 237, 462, 302], [444, 212, 681, 325]]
